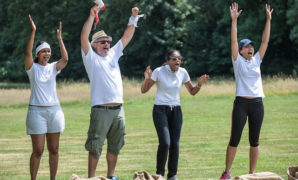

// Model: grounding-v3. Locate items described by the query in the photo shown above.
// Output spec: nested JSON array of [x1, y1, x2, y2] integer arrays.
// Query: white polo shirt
[[151, 65, 190, 106], [81, 40, 124, 107], [26, 62, 61, 106], [232, 52, 265, 98]]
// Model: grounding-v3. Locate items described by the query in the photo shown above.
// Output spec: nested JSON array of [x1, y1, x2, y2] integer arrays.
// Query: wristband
[[128, 14, 144, 27]]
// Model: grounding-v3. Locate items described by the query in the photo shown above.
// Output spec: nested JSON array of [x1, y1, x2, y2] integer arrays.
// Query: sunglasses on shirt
[[169, 56, 183, 61], [95, 40, 112, 44]]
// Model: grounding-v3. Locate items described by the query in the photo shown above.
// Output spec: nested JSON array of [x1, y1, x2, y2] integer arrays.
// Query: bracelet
[[127, 14, 144, 27]]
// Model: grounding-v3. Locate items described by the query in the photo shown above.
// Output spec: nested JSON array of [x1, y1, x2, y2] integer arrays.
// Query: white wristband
[[128, 14, 144, 27]]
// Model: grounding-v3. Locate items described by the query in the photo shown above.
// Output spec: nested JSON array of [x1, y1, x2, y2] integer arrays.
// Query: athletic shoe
[[107, 176, 119, 180], [220, 171, 231, 180], [167, 175, 179, 180]]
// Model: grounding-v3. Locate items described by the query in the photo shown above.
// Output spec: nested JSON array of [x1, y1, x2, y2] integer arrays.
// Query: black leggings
[[229, 97, 264, 147], [152, 105, 182, 178]]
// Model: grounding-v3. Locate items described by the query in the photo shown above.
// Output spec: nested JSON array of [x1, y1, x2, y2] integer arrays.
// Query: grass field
[[0, 77, 297, 179]]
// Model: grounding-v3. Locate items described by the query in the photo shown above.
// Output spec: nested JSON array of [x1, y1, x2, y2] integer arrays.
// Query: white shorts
[[26, 105, 65, 135]]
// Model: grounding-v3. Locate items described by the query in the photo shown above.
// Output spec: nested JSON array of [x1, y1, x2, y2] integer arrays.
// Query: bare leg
[[225, 145, 237, 173], [46, 133, 60, 180], [106, 152, 118, 177], [249, 146, 259, 174], [30, 134, 46, 180], [88, 154, 99, 178]]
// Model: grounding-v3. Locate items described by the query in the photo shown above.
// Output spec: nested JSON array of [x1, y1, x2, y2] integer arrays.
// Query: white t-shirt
[[81, 40, 124, 107], [151, 65, 190, 106], [26, 62, 61, 106], [232, 52, 265, 98]]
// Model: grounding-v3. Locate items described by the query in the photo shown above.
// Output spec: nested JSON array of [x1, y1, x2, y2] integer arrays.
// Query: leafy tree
[[0, 0, 297, 81]]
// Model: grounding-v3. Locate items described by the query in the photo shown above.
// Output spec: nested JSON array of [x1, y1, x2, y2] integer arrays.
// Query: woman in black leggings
[[220, 3, 273, 179], [141, 50, 209, 180]]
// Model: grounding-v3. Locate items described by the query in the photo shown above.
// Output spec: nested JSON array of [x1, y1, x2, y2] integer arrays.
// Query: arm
[[121, 7, 140, 49], [24, 15, 35, 70], [258, 4, 273, 60], [141, 66, 155, 93], [81, 5, 100, 55], [184, 74, 209, 96], [230, 2, 242, 61], [56, 22, 69, 71]]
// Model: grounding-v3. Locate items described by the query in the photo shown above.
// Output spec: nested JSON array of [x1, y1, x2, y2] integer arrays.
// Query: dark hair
[[34, 41, 48, 63], [165, 50, 180, 61]]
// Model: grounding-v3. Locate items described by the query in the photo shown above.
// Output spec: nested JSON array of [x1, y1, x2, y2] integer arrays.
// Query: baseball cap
[[239, 39, 255, 51]]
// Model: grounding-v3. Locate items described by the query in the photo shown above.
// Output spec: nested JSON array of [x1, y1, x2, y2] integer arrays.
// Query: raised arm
[[230, 2, 242, 61], [24, 15, 35, 70], [258, 4, 273, 60], [121, 7, 142, 49], [56, 22, 68, 71], [184, 74, 209, 96], [81, 5, 100, 55], [141, 66, 155, 93]]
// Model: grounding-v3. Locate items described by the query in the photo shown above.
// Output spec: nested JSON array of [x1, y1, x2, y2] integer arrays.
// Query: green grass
[[0, 82, 30, 89], [0, 93, 298, 179]]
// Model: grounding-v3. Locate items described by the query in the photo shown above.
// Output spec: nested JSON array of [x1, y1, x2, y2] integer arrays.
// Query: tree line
[[0, 0, 297, 82]]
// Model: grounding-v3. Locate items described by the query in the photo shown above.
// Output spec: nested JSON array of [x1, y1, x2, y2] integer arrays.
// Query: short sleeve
[[255, 52, 262, 65], [26, 63, 36, 79], [232, 53, 241, 65], [53, 62, 61, 75], [111, 40, 123, 62], [182, 69, 190, 83], [151, 68, 159, 82], [81, 45, 95, 71]]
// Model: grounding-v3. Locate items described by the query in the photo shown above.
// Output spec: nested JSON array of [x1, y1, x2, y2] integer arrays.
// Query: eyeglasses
[[169, 56, 183, 61], [95, 40, 112, 44]]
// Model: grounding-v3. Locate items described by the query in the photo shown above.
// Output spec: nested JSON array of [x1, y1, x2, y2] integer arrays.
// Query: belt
[[92, 104, 122, 110]]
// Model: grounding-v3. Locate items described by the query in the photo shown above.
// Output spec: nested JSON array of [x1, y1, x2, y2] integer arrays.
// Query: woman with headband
[[24, 15, 68, 180]]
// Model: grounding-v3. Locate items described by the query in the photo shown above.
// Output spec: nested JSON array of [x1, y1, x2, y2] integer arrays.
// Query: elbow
[[190, 89, 199, 96], [141, 86, 149, 94], [231, 39, 238, 43], [63, 56, 69, 62], [61, 57, 69, 65], [141, 89, 147, 94]]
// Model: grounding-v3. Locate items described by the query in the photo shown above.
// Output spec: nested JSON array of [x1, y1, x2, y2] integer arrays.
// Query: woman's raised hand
[[230, 2, 242, 21], [57, 21, 62, 40], [198, 74, 210, 86], [144, 66, 152, 79], [28, 14, 36, 31], [265, 4, 274, 20]]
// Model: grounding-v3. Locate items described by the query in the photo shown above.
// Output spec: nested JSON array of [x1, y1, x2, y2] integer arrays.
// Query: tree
[[0, 0, 297, 81]]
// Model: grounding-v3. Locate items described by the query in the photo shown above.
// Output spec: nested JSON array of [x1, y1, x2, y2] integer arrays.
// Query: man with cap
[[220, 2, 273, 180], [80, 4, 143, 179]]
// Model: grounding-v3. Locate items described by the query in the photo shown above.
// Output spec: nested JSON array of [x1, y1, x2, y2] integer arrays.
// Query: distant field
[[0, 78, 297, 179], [0, 76, 298, 106]]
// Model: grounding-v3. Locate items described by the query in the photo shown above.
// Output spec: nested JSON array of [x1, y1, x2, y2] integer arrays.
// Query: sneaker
[[220, 171, 231, 180], [167, 175, 178, 180], [107, 176, 119, 180]]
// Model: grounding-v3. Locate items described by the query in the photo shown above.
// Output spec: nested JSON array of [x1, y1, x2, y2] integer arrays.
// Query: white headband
[[35, 42, 51, 56]]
